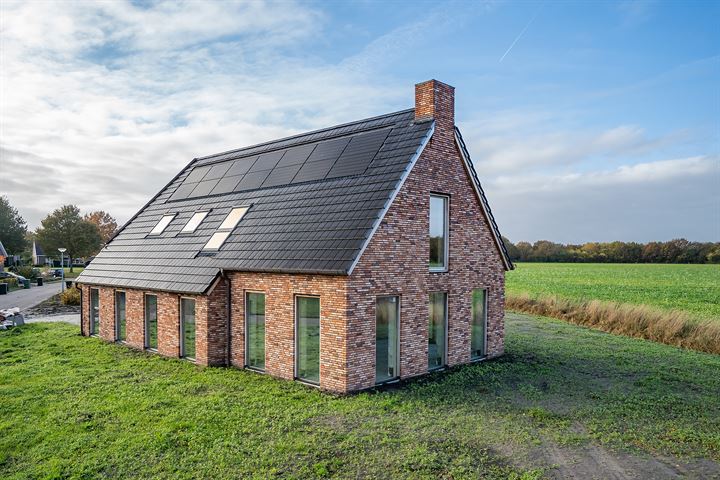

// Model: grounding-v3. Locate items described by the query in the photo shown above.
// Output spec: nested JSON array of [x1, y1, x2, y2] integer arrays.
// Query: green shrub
[[1, 278, 19, 289], [60, 287, 81, 306], [15, 266, 38, 279]]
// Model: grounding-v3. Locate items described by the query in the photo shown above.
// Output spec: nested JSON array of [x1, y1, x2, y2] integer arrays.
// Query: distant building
[[32, 240, 47, 266]]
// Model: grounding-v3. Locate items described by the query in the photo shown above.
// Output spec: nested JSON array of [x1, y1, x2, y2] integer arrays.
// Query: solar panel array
[[169, 128, 391, 201]]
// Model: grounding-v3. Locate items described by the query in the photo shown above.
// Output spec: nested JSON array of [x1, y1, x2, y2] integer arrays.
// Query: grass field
[[506, 263, 720, 320], [1, 317, 718, 479]]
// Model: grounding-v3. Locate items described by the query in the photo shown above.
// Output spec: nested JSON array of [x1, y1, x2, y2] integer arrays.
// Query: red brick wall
[[226, 272, 348, 392], [78, 285, 221, 365], [347, 90, 506, 391]]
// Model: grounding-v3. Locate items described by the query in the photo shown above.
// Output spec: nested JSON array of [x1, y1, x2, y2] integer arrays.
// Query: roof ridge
[[196, 108, 414, 162]]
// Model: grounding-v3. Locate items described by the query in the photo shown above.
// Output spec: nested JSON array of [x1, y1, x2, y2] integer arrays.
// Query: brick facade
[[79, 79, 507, 394]]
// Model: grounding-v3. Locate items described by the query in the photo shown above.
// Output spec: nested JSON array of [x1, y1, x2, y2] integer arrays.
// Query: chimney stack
[[414, 79, 455, 130]]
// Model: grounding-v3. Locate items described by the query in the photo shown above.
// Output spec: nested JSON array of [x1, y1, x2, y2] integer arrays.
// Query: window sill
[[375, 377, 400, 387], [245, 366, 266, 373], [429, 268, 448, 273], [296, 379, 320, 388]]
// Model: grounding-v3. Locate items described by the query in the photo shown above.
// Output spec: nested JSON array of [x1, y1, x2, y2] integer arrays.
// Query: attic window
[[202, 206, 250, 251], [181, 211, 209, 233], [149, 214, 176, 235]]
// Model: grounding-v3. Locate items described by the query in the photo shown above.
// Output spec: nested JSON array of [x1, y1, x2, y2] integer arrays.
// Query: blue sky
[[1, 0, 718, 243]]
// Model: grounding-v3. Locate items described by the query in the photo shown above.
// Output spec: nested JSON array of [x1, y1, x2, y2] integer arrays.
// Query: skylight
[[181, 211, 209, 233], [201, 206, 250, 251], [149, 214, 176, 235], [219, 207, 249, 229]]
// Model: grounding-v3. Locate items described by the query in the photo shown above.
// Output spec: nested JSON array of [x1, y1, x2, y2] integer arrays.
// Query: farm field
[[1, 317, 718, 479], [506, 263, 720, 320]]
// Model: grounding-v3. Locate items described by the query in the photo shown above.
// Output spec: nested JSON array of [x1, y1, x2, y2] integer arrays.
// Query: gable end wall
[[346, 126, 506, 391]]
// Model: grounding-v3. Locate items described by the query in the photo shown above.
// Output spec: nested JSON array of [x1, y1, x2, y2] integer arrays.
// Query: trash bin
[[66, 280, 73, 289], [23, 279, 31, 289], [0, 283, 7, 295], [36, 277, 44, 286]]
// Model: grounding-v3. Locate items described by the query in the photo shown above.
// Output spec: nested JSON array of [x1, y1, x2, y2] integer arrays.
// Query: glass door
[[376, 296, 400, 384], [471, 289, 487, 359], [296, 296, 320, 384], [90, 288, 99, 335]]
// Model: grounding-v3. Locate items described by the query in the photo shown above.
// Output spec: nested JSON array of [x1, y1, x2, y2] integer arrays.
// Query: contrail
[[499, 5, 543, 63]]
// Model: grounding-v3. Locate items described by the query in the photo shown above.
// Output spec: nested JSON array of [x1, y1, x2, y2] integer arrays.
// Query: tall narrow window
[[115, 291, 126, 342], [376, 296, 400, 384], [246, 292, 266, 371], [429, 195, 448, 271], [180, 298, 196, 360], [428, 292, 447, 370], [180, 298, 195, 360], [145, 294, 158, 350], [471, 289, 488, 359], [296, 296, 320, 384], [149, 214, 175, 235], [90, 288, 99, 335]]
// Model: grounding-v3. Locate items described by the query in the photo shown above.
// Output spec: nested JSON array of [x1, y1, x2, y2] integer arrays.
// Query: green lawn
[[507, 263, 720, 320], [1, 315, 718, 479]]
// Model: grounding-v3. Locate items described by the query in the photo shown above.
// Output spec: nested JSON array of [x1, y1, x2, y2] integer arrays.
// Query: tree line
[[0, 195, 118, 270], [503, 237, 720, 264]]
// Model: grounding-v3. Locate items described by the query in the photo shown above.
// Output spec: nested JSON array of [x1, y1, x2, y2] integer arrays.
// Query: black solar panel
[[169, 127, 392, 201]]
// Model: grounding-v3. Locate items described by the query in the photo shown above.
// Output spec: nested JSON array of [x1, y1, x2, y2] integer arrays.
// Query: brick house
[[76, 80, 513, 393]]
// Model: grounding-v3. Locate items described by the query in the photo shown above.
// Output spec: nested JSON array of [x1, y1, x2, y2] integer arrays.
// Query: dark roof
[[78, 109, 435, 293], [32, 240, 44, 257]]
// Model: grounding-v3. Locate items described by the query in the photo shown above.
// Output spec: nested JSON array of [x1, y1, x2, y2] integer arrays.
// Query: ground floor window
[[296, 296, 320, 384], [376, 296, 400, 384], [90, 288, 99, 335], [428, 292, 447, 370], [471, 289, 487, 359], [115, 291, 126, 342], [246, 292, 266, 371], [180, 298, 196, 360], [145, 294, 158, 350]]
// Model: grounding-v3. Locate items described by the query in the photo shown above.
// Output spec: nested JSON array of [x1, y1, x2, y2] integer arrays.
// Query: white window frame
[[429, 194, 449, 272], [180, 211, 209, 233], [149, 214, 176, 235], [202, 206, 250, 251]]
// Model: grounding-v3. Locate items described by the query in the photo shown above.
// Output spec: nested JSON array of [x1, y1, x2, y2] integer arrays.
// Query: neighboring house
[[76, 80, 513, 393], [0, 240, 7, 266], [31, 240, 47, 266]]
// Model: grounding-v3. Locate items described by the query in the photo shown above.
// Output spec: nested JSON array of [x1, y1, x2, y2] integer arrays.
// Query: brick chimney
[[414, 79, 455, 131]]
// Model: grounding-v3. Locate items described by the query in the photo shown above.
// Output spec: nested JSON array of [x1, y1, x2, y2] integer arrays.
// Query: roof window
[[149, 214, 176, 235], [202, 206, 249, 251], [181, 211, 209, 233]]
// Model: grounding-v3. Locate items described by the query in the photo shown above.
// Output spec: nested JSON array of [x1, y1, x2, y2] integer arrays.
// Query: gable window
[[429, 194, 449, 271], [181, 211, 209, 233], [202, 206, 249, 251], [149, 214, 176, 235], [471, 289, 488, 359]]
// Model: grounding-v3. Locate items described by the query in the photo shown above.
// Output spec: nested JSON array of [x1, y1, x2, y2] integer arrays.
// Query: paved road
[[0, 282, 63, 311]]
